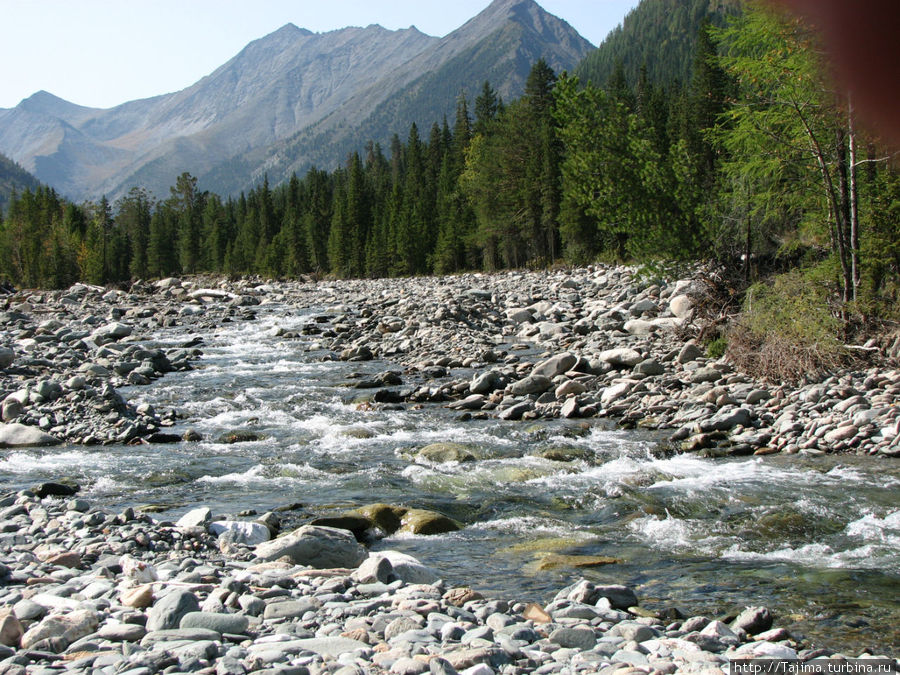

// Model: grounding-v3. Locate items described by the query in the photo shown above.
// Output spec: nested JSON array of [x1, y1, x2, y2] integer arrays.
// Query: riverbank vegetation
[[1, 2, 898, 376]]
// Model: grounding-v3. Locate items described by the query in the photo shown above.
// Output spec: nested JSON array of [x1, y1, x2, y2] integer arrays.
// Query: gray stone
[[549, 626, 596, 650], [429, 658, 459, 675], [506, 308, 534, 324], [731, 606, 773, 635], [677, 342, 704, 364], [1, 399, 23, 422], [0, 423, 60, 447], [12, 599, 46, 621], [96, 623, 147, 642], [531, 352, 577, 379], [702, 407, 752, 432], [0, 609, 23, 647], [20, 609, 99, 651], [175, 506, 213, 528], [140, 628, 222, 648], [508, 375, 552, 396], [598, 348, 643, 368], [594, 584, 639, 609], [497, 401, 534, 420], [254, 525, 367, 568], [352, 555, 393, 584], [745, 389, 771, 405], [372, 551, 439, 584], [0, 348, 14, 369], [470, 371, 500, 395], [263, 598, 319, 620], [634, 359, 665, 376], [180, 611, 250, 634], [145, 589, 200, 632], [418, 443, 475, 463], [288, 637, 368, 658], [210, 520, 270, 546], [690, 366, 722, 384], [609, 621, 656, 643]]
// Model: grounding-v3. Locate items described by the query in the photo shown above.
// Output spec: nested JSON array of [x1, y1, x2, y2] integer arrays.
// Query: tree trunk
[[836, 127, 854, 303], [848, 99, 861, 303]]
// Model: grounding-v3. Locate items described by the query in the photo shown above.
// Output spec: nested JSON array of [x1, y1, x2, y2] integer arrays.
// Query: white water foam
[[628, 513, 724, 554], [720, 541, 893, 568], [196, 462, 326, 486], [472, 515, 586, 539], [845, 510, 900, 545], [85, 475, 126, 495], [0, 450, 119, 474]]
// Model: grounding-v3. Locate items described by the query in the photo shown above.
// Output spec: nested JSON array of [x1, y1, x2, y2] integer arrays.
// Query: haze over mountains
[[0, 0, 593, 202]]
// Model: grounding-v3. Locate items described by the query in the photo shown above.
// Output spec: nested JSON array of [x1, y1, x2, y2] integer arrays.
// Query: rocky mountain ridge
[[0, 0, 593, 202]]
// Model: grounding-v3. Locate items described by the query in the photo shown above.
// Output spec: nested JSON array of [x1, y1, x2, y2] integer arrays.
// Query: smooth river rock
[[253, 524, 367, 568]]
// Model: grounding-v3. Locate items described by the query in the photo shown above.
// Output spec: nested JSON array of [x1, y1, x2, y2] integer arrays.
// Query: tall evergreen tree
[[117, 187, 153, 280]]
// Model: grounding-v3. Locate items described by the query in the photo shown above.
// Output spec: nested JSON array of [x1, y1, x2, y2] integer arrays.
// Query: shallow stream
[[2, 304, 898, 653]]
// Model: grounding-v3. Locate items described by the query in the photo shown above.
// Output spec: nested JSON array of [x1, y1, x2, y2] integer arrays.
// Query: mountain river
[[1, 302, 898, 654]]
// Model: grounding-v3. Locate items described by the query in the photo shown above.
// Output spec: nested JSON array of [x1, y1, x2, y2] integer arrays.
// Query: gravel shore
[[0, 486, 894, 675]]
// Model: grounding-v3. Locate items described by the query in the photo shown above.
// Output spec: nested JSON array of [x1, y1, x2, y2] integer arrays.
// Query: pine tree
[[474, 81, 498, 136], [117, 187, 153, 280], [169, 173, 203, 274]]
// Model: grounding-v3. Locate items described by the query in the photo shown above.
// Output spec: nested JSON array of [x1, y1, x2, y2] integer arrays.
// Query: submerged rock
[[398, 508, 461, 536], [417, 442, 476, 464]]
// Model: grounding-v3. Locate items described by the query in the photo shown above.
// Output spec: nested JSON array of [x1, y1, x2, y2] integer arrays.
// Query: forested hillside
[[2, 2, 899, 375], [575, 0, 741, 87], [0, 152, 40, 213]]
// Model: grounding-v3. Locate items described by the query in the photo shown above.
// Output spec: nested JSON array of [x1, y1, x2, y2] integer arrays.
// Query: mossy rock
[[398, 508, 462, 536], [341, 427, 375, 439], [138, 503, 183, 513], [532, 553, 620, 571], [352, 503, 407, 534], [417, 442, 476, 463], [535, 446, 593, 463], [218, 430, 264, 444]]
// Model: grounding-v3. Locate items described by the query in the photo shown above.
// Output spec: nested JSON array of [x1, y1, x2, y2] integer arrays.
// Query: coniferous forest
[[2, 2, 899, 348]]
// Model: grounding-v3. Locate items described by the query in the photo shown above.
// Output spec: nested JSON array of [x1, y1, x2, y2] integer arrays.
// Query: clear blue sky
[[1, 0, 637, 110]]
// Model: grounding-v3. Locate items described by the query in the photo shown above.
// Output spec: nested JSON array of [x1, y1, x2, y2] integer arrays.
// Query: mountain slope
[[0, 151, 42, 212], [574, 0, 742, 88], [0, 24, 436, 201], [0, 0, 592, 202], [203, 0, 594, 195]]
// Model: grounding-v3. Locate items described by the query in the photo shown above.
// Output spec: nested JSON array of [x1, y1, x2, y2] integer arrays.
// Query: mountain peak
[[18, 90, 96, 116], [272, 23, 312, 37]]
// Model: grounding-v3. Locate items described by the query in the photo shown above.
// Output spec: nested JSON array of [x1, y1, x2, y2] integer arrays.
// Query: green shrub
[[727, 270, 845, 380], [706, 336, 727, 359]]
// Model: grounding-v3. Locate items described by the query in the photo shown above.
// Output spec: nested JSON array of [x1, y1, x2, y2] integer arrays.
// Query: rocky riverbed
[[0, 485, 893, 675], [0, 266, 899, 670], [3, 266, 899, 458]]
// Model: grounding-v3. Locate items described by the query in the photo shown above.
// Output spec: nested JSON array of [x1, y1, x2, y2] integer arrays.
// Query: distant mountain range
[[0, 0, 593, 202]]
